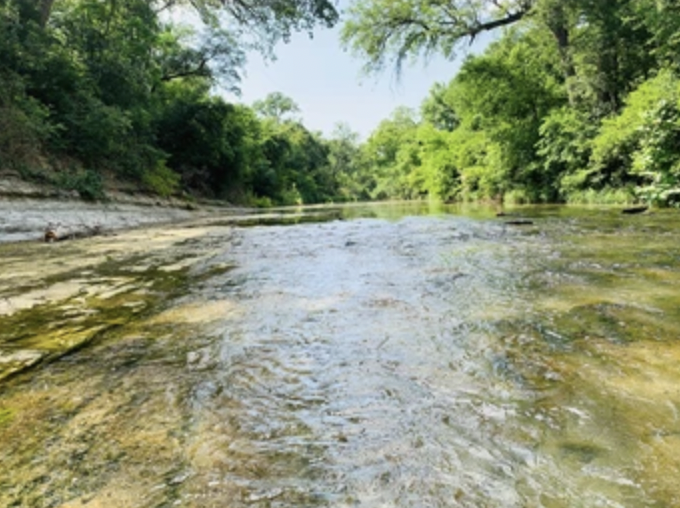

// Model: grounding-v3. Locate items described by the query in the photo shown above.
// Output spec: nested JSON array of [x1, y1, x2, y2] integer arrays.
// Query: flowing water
[[1, 203, 680, 507]]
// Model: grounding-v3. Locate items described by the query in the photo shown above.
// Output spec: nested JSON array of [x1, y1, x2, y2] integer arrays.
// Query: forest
[[2, 0, 680, 206]]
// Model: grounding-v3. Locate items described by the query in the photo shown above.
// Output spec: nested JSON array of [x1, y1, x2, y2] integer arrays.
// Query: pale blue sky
[[222, 25, 490, 140]]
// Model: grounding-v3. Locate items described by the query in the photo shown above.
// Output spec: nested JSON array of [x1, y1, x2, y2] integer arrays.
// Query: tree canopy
[[339, 0, 680, 206], [3, 0, 680, 207], [0, 0, 350, 205], [341, 0, 533, 74]]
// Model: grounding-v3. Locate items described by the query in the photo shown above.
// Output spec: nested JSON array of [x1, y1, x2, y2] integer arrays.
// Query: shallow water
[[1, 203, 679, 507]]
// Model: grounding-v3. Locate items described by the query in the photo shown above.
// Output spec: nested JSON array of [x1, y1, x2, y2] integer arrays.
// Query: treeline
[[5, 0, 680, 207], [345, 0, 680, 206], [0, 0, 356, 205]]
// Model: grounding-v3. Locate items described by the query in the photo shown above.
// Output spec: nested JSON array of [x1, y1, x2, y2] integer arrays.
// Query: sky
[[221, 25, 489, 140]]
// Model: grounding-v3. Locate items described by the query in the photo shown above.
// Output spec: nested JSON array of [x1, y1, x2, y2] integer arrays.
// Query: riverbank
[[0, 172, 244, 243], [0, 199, 206, 243]]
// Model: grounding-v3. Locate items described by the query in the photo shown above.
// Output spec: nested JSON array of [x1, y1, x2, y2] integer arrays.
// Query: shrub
[[142, 161, 180, 197]]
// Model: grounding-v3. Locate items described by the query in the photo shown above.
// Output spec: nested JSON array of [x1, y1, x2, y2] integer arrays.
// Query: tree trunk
[[39, 0, 55, 26], [546, 7, 578, 107]]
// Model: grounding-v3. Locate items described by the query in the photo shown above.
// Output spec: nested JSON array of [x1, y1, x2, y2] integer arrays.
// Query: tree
[[155, 84, 255, 197], [341, 0, 657, 111], [0, 0, 343, 201], [253, 92, 301, 122], [421, 82, 458, 132], [178, 0, 338, 51], [449, 28, 564, 200], [154, 26, 245, 92], [360, 107, 420, 199], [632, 0, 680, 72], [411, 122, 460, 200], [568, 0, 654, 115], [341, 0, 534, 74], [325, 123, 362, 200], [25, 0, 338, 42], [584, 70, 680, 204]]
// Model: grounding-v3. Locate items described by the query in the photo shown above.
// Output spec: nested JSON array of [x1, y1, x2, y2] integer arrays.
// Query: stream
[[1, 202, 679, 507]]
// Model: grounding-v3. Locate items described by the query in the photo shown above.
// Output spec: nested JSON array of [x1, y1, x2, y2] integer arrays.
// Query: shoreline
[[0, 174, 246, 243]]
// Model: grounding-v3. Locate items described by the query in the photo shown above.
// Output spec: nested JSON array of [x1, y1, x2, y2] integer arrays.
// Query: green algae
[[0, 225, 221, 383], [0, 268, 226, 506], [0, 406, 14, 426], [2, 205, 680, 507], [0, 267, 190, 381], [482, 207, 680, 506], [0, 223, 236, 506]]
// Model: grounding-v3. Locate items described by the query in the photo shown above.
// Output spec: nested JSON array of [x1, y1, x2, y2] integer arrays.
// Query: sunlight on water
[[0, 204, 679, 507]]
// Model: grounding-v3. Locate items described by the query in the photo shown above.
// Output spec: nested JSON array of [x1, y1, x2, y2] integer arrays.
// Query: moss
[[0, 247, 198, 381], [0, 407, 14, 426]]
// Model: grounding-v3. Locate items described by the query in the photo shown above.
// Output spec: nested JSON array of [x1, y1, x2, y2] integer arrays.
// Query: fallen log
[[622, 206, 648, 215], [44, 223, 104, 242]]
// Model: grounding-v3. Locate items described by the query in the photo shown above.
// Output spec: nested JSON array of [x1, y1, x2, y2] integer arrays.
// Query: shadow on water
[[1, 203, 680, 507]]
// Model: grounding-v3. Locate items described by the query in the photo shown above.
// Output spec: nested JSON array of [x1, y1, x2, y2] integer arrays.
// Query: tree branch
[[160, 59, 209, 83], [468, 9, 529, 43]]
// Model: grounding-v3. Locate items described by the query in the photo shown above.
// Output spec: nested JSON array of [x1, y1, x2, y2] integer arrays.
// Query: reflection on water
[[1, 203, 679, 507]]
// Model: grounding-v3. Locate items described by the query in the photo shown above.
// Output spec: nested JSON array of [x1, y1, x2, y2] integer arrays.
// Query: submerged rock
[[0, 349, 45, 380]]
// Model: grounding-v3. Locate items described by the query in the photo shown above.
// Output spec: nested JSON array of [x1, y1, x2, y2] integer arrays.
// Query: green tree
[[449, 28, 564, 200], [421, 82, 458, 132], [410, 123, 460, 200], [155, 83, 256, 198], [253, 92, 302, 122], [0, 0, 342, 201], [361, 107, 420, 199], [535, 107, 595, 200], [248, 116, 334, 205], [325, 123, 363, 200], [631, 0, 680, 72], [586, 70, 680, 205], [342, 0, 533, 74]]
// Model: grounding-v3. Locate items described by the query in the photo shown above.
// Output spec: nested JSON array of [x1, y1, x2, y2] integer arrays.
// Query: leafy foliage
[[341, 0, 533, 75], [340, 0, 680, 206], [536, 107, 595, 199], [5, 0, 680, 208], [0, 0, 348, 205], [253, 92, 301, 122]]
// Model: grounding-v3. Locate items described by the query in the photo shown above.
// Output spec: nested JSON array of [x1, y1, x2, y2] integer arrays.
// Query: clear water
[[1, 203, 679, 507]]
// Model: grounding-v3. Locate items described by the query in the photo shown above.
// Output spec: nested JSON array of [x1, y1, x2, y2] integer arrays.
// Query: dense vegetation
[[0, 0, 347, 204], [344, 0, 680, 206], [2, 0, 680, 206]]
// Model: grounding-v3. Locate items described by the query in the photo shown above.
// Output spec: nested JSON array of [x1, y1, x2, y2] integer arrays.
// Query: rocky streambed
[[1, 202, 680, 507]]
